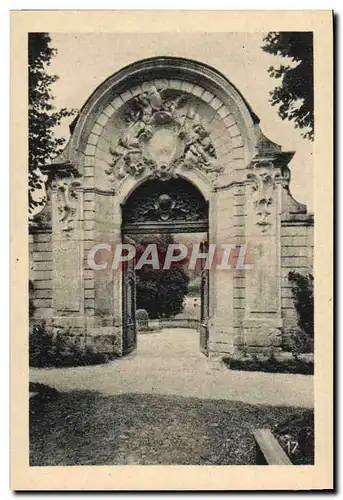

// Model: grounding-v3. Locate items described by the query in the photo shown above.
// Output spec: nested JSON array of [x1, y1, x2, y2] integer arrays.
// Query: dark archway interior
[[122, 177, 208, 234], [121, 177, 210, 355]]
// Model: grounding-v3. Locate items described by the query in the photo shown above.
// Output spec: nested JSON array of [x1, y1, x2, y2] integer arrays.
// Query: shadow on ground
[[30, 389, 312, 466]]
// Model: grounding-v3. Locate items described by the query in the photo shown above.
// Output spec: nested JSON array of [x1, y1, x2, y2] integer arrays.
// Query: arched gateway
[[121, 177, 210, 355], [29, 57, 313, 358]]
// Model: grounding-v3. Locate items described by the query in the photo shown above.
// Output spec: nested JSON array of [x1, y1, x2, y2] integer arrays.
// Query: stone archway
[[121, 176, 210, 356], [30, 56, 313, 359]]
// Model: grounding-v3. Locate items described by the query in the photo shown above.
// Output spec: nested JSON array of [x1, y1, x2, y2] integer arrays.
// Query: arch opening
[[121, 176, 210, 356]]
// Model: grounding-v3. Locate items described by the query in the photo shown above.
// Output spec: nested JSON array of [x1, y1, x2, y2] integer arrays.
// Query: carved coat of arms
[[106, 86, 222, 182]]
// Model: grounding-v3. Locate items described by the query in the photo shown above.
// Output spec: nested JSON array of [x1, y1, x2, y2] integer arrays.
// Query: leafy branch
[[28, 33, 77, 215], [262, 32, 314, 141]]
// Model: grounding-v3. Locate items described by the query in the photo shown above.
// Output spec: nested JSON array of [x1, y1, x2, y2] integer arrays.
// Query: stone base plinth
[[29, 315, 123, 356]]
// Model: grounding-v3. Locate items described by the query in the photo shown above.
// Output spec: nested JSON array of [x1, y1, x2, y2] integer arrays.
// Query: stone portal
[[29, 57, 313, 358]]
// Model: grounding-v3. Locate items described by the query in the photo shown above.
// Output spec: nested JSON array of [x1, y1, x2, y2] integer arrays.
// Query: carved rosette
[[246, 160, 282, 232], [107, 86, 222, 183], [51, 174, 82, 236]]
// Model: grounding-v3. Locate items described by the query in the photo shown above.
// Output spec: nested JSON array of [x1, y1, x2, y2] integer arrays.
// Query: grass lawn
[[30, 389, 313, 465]]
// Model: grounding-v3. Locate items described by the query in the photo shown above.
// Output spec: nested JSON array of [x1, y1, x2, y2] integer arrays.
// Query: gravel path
[[30, 329, 313, 408]]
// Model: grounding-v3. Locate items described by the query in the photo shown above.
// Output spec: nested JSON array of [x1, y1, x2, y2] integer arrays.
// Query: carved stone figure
[[177, 109, 219, 172], [107, 86, 221, 182], [246, 160, 279, 231]]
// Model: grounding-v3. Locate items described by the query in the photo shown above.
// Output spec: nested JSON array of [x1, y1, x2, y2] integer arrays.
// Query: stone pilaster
[[243, 157, 288, 351], [209, 185, 236, 356], [50, 174, 84, 315]]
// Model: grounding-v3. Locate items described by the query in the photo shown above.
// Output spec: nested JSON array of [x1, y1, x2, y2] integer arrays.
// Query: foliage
[[29, 382, 59, 402], [135, 235, 190, 319], [262, 32, 314, 140], [29, 322, 114, 368], [286, 271, 314, 358], [285, 328, 314, 359], [136, 268, 190, 319], [274, 410, 314, 465], [222, 355, 313, 375], [28, 33, 76, 215], [288, 271, 314, 337]]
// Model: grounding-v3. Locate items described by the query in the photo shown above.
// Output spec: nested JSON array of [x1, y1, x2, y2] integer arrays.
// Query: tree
[[286, 271, 314, 357], [136, 267, 190, 319], [28, 33, 76, 215], [288, 271, 314, 340], [135, 234, 190, 319], [262, 32, 314, 140]]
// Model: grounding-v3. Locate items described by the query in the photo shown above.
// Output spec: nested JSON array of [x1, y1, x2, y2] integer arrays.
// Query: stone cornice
[[281, 214, 314, 226], [41, 159, 81, 182]]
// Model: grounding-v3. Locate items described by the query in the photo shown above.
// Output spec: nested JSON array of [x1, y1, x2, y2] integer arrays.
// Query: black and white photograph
[[10, 10, 333, 491]]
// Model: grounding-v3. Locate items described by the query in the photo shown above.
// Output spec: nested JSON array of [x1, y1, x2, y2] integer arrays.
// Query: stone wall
[[29, 230, 53, 319], [281, 220, 314, 329], [29, 194, 123, 356]]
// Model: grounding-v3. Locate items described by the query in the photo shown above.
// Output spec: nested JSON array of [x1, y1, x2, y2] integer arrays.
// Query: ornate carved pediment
[[107, 86, 222, 182]]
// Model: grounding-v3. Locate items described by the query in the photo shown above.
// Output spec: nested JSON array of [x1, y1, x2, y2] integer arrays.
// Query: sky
[[48, 32, 313, 211]]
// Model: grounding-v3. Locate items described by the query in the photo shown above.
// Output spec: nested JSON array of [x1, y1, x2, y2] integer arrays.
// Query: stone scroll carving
[[51, 174, 82, 235], [106, 86, 222, 182], [246, 160, 280, 232]]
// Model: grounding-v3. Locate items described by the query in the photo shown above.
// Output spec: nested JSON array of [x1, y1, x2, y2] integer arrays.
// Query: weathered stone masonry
[[29, 57, 313, 357]]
